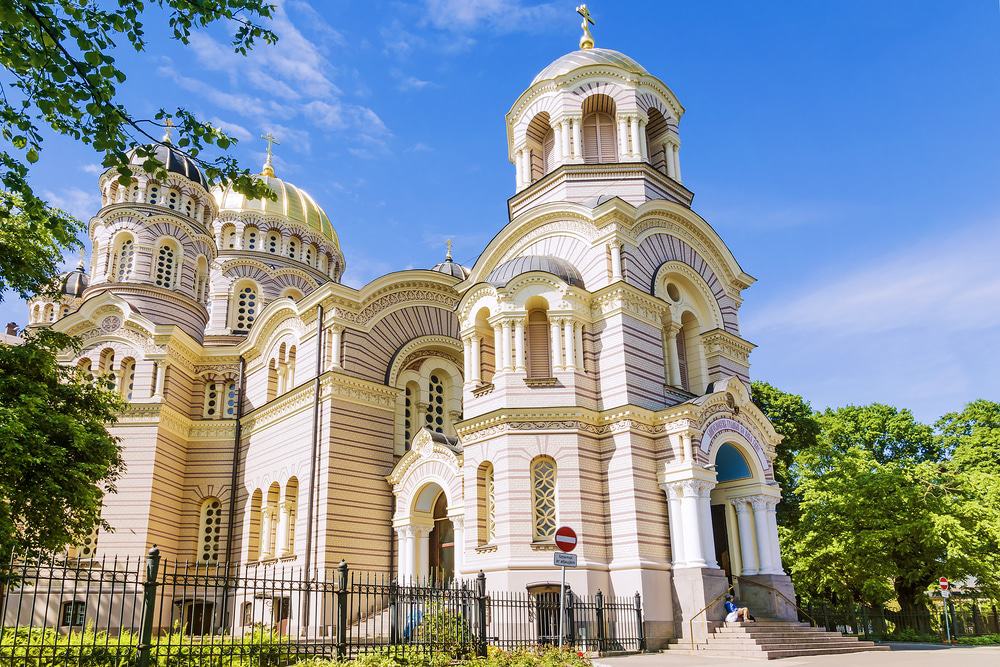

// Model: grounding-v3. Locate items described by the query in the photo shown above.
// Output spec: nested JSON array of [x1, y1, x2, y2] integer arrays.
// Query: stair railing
[[688, 584, 734, 650], [734, 575, 816, 627]]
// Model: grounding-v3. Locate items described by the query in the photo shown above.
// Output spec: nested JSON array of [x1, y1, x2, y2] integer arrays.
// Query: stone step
[[716, 626, 837, 635], [704, 639, 882, 651]]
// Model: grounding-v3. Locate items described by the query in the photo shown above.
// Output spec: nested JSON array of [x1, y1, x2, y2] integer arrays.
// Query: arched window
[[76, 358, 93, 378], [267, 359, 278, 402], [424, 373, 447, 433], [98, 348, 115, 377], [230, 282, 259, 331], [263, 483, 280, 559], [44, 303, 54, 322], [531, 456, 557, 541], [194, 256, 209, 304], [581, 94, 618, 164], [184, 197, 193, 217], [222, 225, 237, 249], [542, 128, 556, 174], [120, 358, 136, 400], [153, 241, 178, 289], [248, 489, 262, 560], [198, 497, 223, 563], [644, 107, 670, 173], [147, 184, 160, 205], [304, 244, 315, 267], [478, 462, 496, 546], [281, 288, 303, 301], [403, 381, 418, 450], [267, 231, 280, 254], [281, 478, 298, 556], [113, 236, 135, 281], [677, 311, 704, 393], [526, 307, 551, 378], [287, 237, 298, 260], [224, 381, 238, 418], [244, 227, 258, 251], [166, 188, 180, 210], [203, 381, 220, 418]]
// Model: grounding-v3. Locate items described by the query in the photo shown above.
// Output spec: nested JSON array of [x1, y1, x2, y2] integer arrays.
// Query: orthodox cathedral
[[26, 16, 795, 646]]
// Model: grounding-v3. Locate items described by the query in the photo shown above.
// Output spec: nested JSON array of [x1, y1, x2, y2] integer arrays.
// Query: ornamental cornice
[[457, 405, 678, 444], [93, 206, 211, 246], [700, 328, 755, 366], [241, 381, 316, 431], [386, 430, 463, 486], [343, 288, 460, 327], [387, 335, 464, 387], [591, 283, 668, 327], [324, 372, 398, 410]]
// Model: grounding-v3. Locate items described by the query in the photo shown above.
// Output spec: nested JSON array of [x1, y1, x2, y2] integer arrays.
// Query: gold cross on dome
[[261, 131, 280, 177], [576, 4, 595, 49], [162, 117, 175, 143]]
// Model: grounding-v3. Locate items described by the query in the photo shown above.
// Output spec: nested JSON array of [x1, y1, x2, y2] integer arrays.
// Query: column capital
[[730, 498, 751, 514]]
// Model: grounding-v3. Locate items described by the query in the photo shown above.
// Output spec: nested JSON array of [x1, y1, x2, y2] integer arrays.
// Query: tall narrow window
[[424, 374, 446, 433], [244, 227, 258, 250], [542, 128, 556, 173], [248, 489, 262, 560], [526, 309, 551, 378], [478, 462, 496, 545], [531, 457, 557, 541], [120, 358, 136, 400], [150, 361, 159, 395], [114, 238, 135, 281], [147, 185, 160, 205], [676, 329, 689, 391], [203, 381, 220, 418], [166, 189, 179, 210], [153, 243, 177, 288], [287, 238, 298, 259], [305, 244, 315, 266], [199, 497, 223, 563], [232, 284, 258, 331], [224, 381, 238, 418], [194, 256, 209, 304], [267, 232, 280, 254], [403, 384, 415, 449], [223, 226, 237, 249], [582, 101, 617, 164]]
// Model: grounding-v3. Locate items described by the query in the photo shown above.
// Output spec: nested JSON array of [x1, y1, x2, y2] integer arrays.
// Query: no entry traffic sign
[[555, 526, 578, 553], [939, 577, 949, 590]]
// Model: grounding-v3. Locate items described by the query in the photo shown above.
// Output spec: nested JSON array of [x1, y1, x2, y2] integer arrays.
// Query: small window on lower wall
[[61, 600, 86, 627]]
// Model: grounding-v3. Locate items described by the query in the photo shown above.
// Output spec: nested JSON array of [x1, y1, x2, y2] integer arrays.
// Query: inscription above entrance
[[700, 418, 770, 471]]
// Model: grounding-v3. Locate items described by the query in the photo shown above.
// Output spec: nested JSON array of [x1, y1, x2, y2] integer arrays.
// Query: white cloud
[[408, 142, 432, 153], [43, 188, 100, 221], [208, 117, 252, 141], [745, 221, 1000, 337], [81, 164, 103, 175], [394, 71, 434, 92], [422, 0, 560, 32]]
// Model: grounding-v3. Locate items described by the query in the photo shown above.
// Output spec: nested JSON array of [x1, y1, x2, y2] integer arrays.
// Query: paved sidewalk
[[594, 643, 1000, 666]]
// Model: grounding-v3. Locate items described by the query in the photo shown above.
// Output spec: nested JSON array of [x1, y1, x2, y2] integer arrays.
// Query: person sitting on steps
[[724, 594, 754, 623]]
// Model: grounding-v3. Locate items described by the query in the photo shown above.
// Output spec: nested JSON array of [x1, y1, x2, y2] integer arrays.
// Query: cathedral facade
[[28, 36, 794, 646]]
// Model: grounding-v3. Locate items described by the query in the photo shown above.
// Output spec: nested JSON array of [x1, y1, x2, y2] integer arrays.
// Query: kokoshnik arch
[[23, 16, 794, 647]]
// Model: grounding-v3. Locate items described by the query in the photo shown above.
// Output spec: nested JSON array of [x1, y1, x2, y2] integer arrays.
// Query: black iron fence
[[0, 549, 645, 665], [801, 600, 1000, 643]]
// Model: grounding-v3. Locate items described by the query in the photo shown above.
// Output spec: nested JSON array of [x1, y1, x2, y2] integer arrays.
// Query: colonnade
[[461, 314, 585, 384], [395, 514, 465, 582], [259, 499, 297, 560]]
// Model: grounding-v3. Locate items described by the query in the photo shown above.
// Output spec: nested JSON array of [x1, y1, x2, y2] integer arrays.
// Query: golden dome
[[530, 48, 648, 86], [213, 175, 339, 248]]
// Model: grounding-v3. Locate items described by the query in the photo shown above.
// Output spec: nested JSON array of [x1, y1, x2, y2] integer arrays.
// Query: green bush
[[956, 634, 1000, 645], [885, 627, 940, 643], [413, 604, 472, 659]]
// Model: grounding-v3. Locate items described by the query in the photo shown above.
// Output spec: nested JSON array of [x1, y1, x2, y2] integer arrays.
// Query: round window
[[666, 282, 681, 302]]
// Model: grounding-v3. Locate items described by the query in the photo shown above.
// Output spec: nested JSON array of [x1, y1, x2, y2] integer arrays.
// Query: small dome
[[61, 259, 89, 297], [487, 255, 584, 288], [531, 48, 648, 86], [127, 143, 206, 188], [213, 176, 339, 247], [431, 242, 470, 279]]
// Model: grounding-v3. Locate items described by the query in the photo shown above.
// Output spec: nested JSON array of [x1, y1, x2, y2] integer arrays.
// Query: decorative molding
[[699, 417, 770, 471]]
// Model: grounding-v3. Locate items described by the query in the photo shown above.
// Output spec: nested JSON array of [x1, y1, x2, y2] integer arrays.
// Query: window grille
[[531, 457, 557, 540]]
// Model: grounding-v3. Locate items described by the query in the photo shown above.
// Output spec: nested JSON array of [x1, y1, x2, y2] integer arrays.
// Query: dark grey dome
[[432, 259, 470, 279], [127, 142, 205, 188], [486, 255, 584, 288], [61, 260, 89, 297]]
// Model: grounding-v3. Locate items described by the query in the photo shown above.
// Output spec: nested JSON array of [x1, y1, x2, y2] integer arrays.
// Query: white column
[[698, 485, 719, 569], [629, 116, 641, 160], [733, 500, 758, 575], [416, 527, 431, 581], [260, 508, 274, 558], [514, 149, 524, 188], [665, 484, 687, 567], [617, 116, 628, 158], [664, 321, 682, 386], [609, 242, 622, 280], [552, 124, 563, 162], [679, 481, 706, 567], [451, 515, 465, 579], [513, 318, 525, 372], [471, 336, 482, 384], [665, 142, 676, 179], [329, 326, 342, 369], [563, 318, 576, 371], [766, 498, 784, 574], [493, 324, 504, 375], [136, 177, 148, 202], [751, 497, 775, 574], [276, 501, 291, 555], [463, 337, 472, 385], [401, 526, 417, 580], [638, 118, 648, 161], [561, 120, 571, 161], [683, 435, 694, 463], [521, 149, 532, 185], [152, 362, 166, 399], [571, 117, 582, 162], [500, 320, 513, 371], [673, 144, 682, 182], [549, 320, 562, 373], [396, 527, 409, 579], [574, 322, 584, 370]]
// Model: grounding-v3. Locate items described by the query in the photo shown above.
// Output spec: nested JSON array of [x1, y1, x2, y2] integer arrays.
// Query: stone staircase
[[669, 617, 889, 659]]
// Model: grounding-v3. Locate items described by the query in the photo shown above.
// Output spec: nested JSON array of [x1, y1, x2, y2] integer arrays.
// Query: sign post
[[554, 526, 578, 649], [939, 577, 951, 644]]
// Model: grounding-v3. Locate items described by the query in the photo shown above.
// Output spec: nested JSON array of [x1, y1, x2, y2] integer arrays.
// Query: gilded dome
[[213, 175, 339, 247], [530, 48, 648, 86]]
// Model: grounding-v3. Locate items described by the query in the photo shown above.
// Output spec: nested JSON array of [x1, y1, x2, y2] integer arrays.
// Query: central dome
[[531, 48, 648, 86], [213, 175, 339, 247]]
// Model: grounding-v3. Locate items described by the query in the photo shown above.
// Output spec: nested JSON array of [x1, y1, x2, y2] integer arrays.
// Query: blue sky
[[6, 1, 999, 423]]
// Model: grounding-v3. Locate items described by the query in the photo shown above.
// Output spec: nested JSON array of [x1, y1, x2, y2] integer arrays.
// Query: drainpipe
[[302, 304, 324, 626], [222, 355, 245, 628]]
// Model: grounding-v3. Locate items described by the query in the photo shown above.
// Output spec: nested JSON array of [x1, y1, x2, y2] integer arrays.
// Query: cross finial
[[162, 118, 175, 143], [576, 4, 595, 50], [261, 131, 279, 177], [445, 239, 453, 261]]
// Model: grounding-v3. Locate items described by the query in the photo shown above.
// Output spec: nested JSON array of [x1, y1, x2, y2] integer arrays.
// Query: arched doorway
[[428, 491, 454, 584]]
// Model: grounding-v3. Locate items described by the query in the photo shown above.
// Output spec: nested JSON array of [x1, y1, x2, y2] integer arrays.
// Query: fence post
[[336, 560, 348, 659], [595, 590, 606, 655], [475, 571, 487, 658], [566, 590, 576, 648], [634, 592, 646, 652], [389, 578, 398, 644], [136, 546, 160, 667]]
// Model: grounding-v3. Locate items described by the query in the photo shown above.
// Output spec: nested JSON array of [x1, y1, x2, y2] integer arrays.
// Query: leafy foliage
[[0, 328, 124, 560]]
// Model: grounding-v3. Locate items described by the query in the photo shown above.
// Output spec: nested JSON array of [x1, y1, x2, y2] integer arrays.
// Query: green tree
[[0, 0, 278, 557], [787, 404, 980, 622], [0, 328, 124, 559], [750, 381, 821, 524]]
